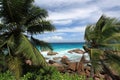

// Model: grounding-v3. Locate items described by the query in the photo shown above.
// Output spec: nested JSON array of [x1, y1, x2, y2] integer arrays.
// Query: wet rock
[[60, 56, 70, 65], [84, 66, 91, 72], [76, 62, 84, 74], [49, 60, 56, 64], [51, 63, 64, 72], [68, 49, 85, 54], [53, 57, 61, 60], [68, 62, 77, 71], [47, 51, 58, 56], [68, 50, 73, 53], [85, 69, 90, 77]]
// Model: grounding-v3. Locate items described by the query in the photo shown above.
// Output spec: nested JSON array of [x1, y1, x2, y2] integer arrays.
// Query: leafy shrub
[[0, 67, 93, 80], [0, 71, 15, 80]]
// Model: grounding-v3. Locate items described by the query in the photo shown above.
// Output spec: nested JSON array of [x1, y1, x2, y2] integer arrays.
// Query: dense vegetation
[[0, 0, 55, 79], [0, 67, 88, 80], [84, 15, 120, 79]]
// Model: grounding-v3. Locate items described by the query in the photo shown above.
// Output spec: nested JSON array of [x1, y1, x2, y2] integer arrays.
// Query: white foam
[[40, 49, 89, 62]]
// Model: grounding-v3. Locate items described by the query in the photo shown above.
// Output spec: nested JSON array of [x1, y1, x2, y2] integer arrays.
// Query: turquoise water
[[40, 42, 89, 62], [51, 42, 84, 52]]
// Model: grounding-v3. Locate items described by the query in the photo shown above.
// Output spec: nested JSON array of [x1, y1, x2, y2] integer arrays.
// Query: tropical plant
[[0, 0, 55, 79], [84, 15, 120, 79]]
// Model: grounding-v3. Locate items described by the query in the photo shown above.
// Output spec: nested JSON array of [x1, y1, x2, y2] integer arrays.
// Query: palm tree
[[0, 0, 55, 79], [84, 15, 120, 79]]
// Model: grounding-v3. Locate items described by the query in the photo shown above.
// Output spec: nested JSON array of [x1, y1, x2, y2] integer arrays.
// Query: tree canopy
[[0, 0, 55, 79]]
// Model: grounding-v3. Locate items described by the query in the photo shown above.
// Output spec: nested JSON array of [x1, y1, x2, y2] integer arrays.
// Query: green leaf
[[16, 34, 47, 66], [31, 36, 53, 51], [7, 56, 22, 79], [27, 20, 55, 34]]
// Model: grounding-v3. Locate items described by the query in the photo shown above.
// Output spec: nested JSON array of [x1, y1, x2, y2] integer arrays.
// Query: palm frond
[[7, 56, 22, 79], [90, 49, 104, 73], [90, 49, 104, 60], [84, 25, 95, 41], [102, 33, 120, 43], [0, 0, 34, 24], [100, 44, 120, 51], [25, 6, 48, 25], [15, 34, 47, 66], [27, 20, 55, 34], [31, 36, 53, 51]]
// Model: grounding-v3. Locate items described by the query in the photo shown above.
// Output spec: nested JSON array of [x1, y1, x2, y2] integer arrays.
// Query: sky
[[34, 0, 120, 43]]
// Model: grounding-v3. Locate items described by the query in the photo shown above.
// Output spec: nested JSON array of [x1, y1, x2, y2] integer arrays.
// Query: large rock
[[53, 57, 61, 60], [68, 49, 85, 54], [51, 63, 64, 72], [48, 60, 56, 64], [67, 62, 77, 71], [76, 62, 84, 74], [67, 62, 85, 73], [47, 51, 58, 56], [60, 56, 70, 65]]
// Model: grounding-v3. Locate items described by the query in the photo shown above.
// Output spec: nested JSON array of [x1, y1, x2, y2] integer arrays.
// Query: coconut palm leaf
[[31, 36, 53, 51], [7, 56, 22, 79], [84, 25, 95, 41], [101, 33, 120, 43], [84, 15, 120, 78], [27, 20, 55, 34], [0, 0, 54, 78], [0, 0, 34, 24], [100, 44, 120, 51], [90, 49, 104, 60], [15, 34, 47, 66], [90, 49, 104, 73], [25, 6, 48, 25]]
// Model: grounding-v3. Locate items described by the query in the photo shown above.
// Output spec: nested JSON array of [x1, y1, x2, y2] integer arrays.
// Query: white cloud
[[96, 0, 120, 9], [53, 20, 72, 25], [35, 0, 120, 26], [35, 0, 92, 8], [43, 36, 63, 41], [47, 6, 100, 21], [104, 11, 120, 18], [56, 26, 86, 32]]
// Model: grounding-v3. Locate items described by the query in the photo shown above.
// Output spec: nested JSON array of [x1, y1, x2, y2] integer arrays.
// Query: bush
[[0, 71, 15, 80], [0, 67, 93, 80]]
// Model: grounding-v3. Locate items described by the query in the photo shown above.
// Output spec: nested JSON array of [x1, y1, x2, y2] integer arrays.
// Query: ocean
[[40, 42, 90, 62]]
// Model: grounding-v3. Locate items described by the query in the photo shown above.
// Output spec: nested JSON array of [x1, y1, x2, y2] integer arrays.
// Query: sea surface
[[40, 42, 90, 62]]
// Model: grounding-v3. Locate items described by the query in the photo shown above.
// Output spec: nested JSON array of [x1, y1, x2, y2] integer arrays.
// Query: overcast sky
[[34, 0, 120, 43]]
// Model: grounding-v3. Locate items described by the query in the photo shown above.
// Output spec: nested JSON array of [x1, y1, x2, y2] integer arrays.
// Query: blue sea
[[51, 42, 84, 52], [41, 42, 90, 62]]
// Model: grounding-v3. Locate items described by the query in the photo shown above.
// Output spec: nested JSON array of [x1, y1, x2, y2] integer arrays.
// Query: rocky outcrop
[[68, 49, 85, 54], [67, 62, 77, 71], [53, 57, 61, 60], [51, 63, 65, 72], [47, 51, 58, 56], [60, 56, 70, 65], [47, 55, 114, 80], [49, 60, 56, 64]]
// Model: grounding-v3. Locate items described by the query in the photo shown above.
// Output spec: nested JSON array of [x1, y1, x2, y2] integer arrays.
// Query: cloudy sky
[[34, 0, 120, 43]]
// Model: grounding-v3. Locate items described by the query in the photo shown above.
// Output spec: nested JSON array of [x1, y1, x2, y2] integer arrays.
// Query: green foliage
[[0, 68, 90, 80], [21, 72, 33, 80], [0, 0, 55, 79], [84, 15, 120, 78], [0, 71, 15, 80], [51, 72, 86, 80]]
